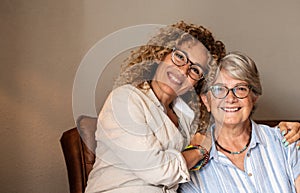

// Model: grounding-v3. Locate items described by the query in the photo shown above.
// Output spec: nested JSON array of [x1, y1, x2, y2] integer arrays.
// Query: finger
[[283, 128, 297, 142], [279, 122, 300, 144], [285, 133, 300, 146], [277, 123, 290, 145], [277, 123, 288, 136]]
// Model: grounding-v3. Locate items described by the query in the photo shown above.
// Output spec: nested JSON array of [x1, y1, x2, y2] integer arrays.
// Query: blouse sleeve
[[96, 85, 190, 187]]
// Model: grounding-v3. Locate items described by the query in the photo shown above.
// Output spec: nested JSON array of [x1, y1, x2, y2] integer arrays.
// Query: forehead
[[215, 69, 248, 86], [178, 41, 209, 66]]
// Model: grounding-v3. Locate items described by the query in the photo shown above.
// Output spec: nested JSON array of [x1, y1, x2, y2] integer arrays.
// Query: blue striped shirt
[[179, 120, 300, 193]]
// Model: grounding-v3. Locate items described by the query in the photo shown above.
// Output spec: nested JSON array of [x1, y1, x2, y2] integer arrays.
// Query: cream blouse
[[85, 83, 196, 193]]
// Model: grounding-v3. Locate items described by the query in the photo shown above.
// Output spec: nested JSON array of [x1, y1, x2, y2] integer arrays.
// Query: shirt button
[[248, 173, 252, 176], [247, 153, 250, 157]]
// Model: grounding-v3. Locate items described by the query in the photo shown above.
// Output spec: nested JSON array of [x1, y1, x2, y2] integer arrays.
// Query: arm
[[182, 148, 204, 169], [296, 175, 300, 193], [278, 122, 300, 148]]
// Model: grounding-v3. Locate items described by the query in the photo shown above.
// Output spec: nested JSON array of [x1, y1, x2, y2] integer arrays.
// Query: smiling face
[[201, 69, 259, 128], [151, 41, 209, 101]]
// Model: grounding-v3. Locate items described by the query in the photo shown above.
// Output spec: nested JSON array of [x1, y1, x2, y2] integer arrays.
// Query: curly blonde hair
[[114, 21, 226, 133]]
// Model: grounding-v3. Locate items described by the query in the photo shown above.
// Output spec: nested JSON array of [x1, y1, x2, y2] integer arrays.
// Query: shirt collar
[[249, 119, 267, 148]]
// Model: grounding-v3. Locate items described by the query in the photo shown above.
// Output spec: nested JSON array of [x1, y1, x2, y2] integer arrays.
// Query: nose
[[225, 89, 238, 103]]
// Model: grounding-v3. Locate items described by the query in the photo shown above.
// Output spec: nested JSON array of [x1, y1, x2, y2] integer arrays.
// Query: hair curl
[[114, 21, 226, 133]]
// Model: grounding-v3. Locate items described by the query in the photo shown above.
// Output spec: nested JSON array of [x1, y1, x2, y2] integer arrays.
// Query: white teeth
[[169, 73, 182, 84], [222, 107, 239, 112]]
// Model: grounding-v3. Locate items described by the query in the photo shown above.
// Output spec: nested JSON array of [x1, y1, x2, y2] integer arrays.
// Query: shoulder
[[107, 84, 157, 112], [112, 84, 138, 94], [251, 120, 286, 148], [110, 84, 146, 100], [252, 120, 281, 136], [251, 120, 299, 165]]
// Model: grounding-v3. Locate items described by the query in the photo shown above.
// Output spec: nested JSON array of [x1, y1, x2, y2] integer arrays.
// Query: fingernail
[[281, 130, 286, 136], [282, 138, 286, 143], [284, 141, 289, 147]]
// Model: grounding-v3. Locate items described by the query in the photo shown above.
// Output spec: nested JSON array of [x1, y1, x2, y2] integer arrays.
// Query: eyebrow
[[213, 83, 249, 87]]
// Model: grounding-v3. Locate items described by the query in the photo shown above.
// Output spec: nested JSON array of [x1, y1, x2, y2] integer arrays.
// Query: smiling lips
[[167, 71, 184, 86], [221, 107, 241, 112]]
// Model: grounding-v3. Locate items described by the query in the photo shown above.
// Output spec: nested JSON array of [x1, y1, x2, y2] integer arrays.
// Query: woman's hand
[[190, 132, 212, 152], [278, 121, 300, 149]]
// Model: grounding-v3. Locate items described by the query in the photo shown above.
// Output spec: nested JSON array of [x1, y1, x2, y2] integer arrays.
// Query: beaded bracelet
[[183, 144, 209, 171]]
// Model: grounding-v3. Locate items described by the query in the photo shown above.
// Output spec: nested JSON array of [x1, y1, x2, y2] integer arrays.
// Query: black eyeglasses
[[209, 84, 252, 99], [171, 48, 207, 81]]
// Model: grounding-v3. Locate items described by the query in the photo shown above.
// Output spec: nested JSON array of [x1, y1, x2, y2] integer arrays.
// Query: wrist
[[183, 144, 210, 170]]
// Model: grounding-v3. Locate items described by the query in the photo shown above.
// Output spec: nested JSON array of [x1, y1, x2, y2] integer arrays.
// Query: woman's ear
[[200, 94, 211, 112]]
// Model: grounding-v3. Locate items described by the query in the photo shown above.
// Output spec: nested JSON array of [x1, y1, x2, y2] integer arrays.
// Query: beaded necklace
[[215, 131, 252, 155]]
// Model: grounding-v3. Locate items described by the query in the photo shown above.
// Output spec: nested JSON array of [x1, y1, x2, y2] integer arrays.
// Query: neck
[[214, 120, 251, 138], [214, 120, 252, 155]]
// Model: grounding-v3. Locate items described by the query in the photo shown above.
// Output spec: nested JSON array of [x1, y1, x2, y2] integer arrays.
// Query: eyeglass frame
[[171, 47, 207, 81], [209, 84, 253, 99]]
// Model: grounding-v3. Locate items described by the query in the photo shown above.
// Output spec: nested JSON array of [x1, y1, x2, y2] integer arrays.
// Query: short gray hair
[[201, 51, 262, 96]]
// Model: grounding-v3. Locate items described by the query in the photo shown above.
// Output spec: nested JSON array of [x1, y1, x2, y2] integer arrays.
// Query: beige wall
[[1, 0, 299, 192]]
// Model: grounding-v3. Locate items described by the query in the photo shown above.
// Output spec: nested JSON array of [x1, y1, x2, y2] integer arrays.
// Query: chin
[[219, 117, 241, 125], [225, 118, 250, 126], [161, 84, 179, 96], [164, 83, 189, 96]]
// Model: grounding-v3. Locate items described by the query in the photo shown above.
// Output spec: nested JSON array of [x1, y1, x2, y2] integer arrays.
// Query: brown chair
[[60, 119, 282, 193], [60, 115, 97, 193]]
